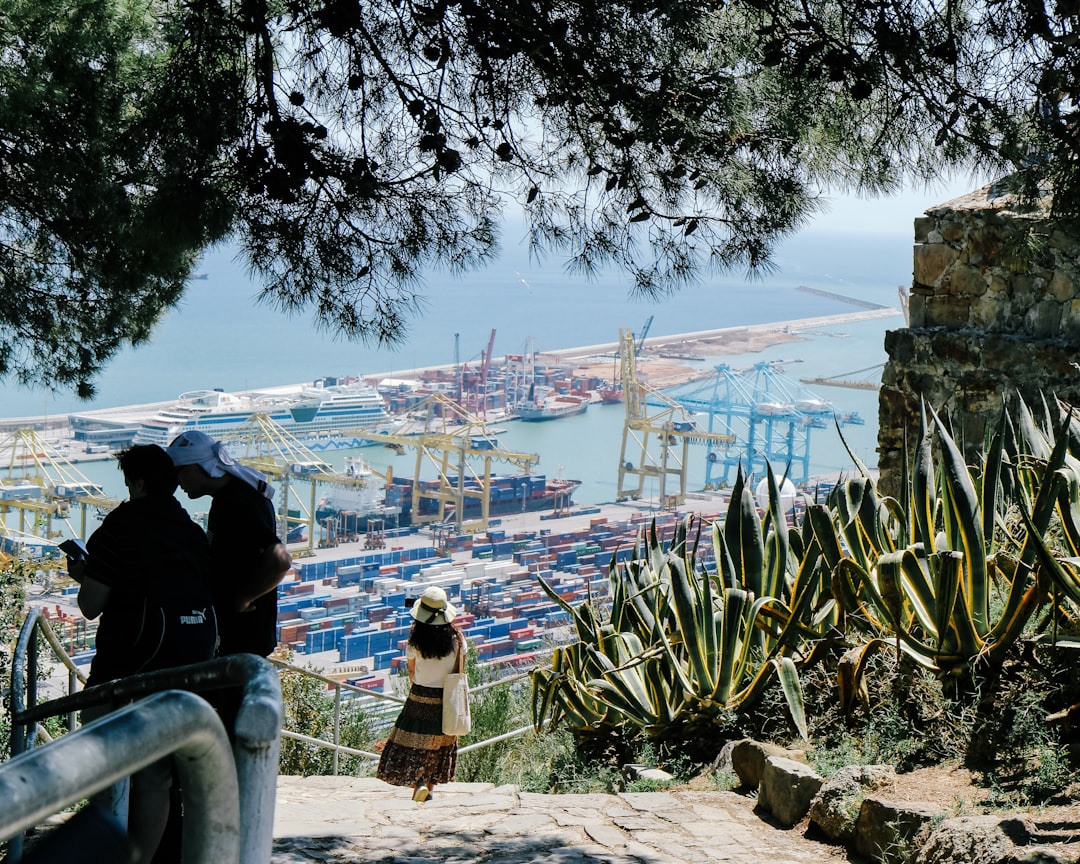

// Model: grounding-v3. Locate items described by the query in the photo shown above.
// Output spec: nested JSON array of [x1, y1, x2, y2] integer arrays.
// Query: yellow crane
[[615, 329, 736, 508], [0, 429, 121, 557], [215, 414, 378, 557], [217, 393, 540, 541], [352, 393, 539, 534]]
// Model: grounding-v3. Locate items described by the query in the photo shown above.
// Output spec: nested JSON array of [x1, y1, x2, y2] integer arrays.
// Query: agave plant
[[1009, 398, 1080, 630], [817, 397, 1065, 706], [531, 465, 838, 741]]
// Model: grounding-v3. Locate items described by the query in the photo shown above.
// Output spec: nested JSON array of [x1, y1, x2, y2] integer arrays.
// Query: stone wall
[[878, 182, 1080, 493]]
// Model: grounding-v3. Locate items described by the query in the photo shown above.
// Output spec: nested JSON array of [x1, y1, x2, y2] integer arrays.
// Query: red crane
[[477, 328, 496, 418]]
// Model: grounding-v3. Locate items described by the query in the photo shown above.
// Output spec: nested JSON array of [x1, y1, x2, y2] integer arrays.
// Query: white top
[[406, 641, 459, 687]]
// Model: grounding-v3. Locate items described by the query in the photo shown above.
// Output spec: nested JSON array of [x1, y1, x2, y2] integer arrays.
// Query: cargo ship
[[392, 474, 582, 522], [131, 377, 400, 447], [316, 472, 582, 525], [514, 385, 589, 422], [314, 456, 400, 524]]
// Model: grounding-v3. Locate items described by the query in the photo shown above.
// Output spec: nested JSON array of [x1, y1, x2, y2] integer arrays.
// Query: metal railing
[[270, 659, 547, 771], [2, 691, 239, 863], [6, 609, 283, 864]]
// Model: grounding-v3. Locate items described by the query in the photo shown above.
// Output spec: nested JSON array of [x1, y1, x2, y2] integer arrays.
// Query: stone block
[[951, 264, 988, 297], [1024, 298, 1062, 339], [912, 814, 1035, 864], [967, 225, 1007, 262], [940, 220, 964, 243], [907, 294, 926, 328], [757, 756, 823, 828], [1066, 300, 1080, 341], [925, 295, 970, 329], [914, 243, 960, 287], [913, 216, 935, 244], [855, 796, 939, 863], [809, 764, 896, 843], [1050, 269, 1076, 302], [729, 740, 800, 791]]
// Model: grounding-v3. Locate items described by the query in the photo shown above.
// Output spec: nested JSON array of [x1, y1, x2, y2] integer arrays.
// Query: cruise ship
[[131, 378, 401, 447]]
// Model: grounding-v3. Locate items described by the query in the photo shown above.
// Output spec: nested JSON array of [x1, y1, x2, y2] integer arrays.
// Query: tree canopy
[[1, 0, 1076, 394]]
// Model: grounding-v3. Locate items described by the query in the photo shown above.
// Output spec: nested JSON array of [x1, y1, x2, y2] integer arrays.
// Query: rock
[[855, 796, 939, 863], [914, 242, 961, 286], [913, 815, 1036, 864], [622, 764, 674, 783], [756, 756, 823, 828], [1007, 847, 1076, 864], [729, 739, 800, 791], [808, 764, 896, 843]]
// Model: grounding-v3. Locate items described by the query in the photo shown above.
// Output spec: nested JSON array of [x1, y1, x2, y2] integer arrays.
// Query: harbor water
[[1, 221, 919, 520]]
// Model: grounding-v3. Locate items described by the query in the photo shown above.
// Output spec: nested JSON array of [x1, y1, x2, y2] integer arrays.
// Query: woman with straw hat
[[377, 585, 466, 802]]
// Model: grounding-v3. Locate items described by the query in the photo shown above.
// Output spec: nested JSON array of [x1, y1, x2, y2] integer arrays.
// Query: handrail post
[[26, 626, 37, 749], [231, 654, 284, 864], [67, 667, 78, 733], [333, 684, 342, 776]]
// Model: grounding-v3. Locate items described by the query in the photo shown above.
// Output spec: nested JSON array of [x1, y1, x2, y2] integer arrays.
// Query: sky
[[805, 173, 986, 236]]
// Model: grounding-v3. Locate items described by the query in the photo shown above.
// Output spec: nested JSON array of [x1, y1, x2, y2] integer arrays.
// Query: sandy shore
[[570, 307, 900, 389]]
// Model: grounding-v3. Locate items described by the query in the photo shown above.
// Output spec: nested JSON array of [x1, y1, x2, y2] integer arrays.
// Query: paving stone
[[271, 776, 850, 863], [583, 824, 628, 848]]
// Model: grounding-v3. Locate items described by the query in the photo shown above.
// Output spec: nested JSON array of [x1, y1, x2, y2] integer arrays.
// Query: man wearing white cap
[[166, 430, 291, 657]]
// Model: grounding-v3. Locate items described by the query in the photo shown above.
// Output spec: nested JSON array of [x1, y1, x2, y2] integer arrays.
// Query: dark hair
[[408, 620, 457, 659], [116, 445, 178, 497]]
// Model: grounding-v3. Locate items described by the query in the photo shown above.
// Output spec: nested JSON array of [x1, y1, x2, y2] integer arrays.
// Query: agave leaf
[[1019, 499, 1080, 608], [1017, 396, 1052, 461], [837, 638, 891, 716], [806, 503, 844, 571], [762, 461, 790, 600], [668, 545, 716, 692], [715, 587, 752, 703], [931, 405, 989, 633], [538, 571, 598, 643], [936, 549, 981, 658], [912, 401, 937, 554], [981, 403, 1007, 547], [713, 517, 739, 590], [837, 417, 873, 477], [726, 465, 765, 595], [772, 656, 808, 740]]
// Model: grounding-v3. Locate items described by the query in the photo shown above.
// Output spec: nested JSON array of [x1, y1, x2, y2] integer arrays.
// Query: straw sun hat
[[410, 585, 457, 626]]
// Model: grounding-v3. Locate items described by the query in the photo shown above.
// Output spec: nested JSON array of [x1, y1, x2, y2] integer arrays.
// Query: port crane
[[670, 361, 865, 486], [0, 429, 121, 560], [635, 316, 654, 353], [459, 328, 498, 417], [216, 415, 383, 556], [615, 329, 736, 508], [322, 393, 540, 534]]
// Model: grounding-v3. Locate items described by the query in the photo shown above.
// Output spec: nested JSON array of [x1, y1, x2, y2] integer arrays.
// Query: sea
[[0, 203, 941, 511]]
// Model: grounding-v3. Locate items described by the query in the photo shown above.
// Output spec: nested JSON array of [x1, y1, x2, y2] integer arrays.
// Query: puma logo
[[179, 608, 207, 625]]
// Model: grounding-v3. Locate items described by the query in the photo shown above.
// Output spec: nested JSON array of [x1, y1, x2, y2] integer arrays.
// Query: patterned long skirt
[[377, 683, 458, 787]]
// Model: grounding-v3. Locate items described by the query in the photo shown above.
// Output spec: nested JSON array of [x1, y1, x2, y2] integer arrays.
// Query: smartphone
[[59, 538, 88, 561]]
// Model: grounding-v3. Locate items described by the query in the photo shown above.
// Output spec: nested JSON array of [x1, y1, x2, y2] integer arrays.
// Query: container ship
[[314, 457, 400, 524], [317, 471, 582, 526], [131, 377, 400, 447], [514, 385, 590, 422]]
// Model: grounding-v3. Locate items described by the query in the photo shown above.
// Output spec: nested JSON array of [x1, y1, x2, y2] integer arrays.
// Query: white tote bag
[[442, 635, 471, 736]]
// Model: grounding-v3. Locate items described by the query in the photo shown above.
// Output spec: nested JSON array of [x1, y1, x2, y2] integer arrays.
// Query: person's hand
[[67, 558, 85, 584]]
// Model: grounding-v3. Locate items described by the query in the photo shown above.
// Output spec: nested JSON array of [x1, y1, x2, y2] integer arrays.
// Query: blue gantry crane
[[665, 361, 865, 485]]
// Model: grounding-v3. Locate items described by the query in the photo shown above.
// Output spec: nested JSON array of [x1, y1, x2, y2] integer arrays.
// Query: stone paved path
[[273, 777, 851, 863]]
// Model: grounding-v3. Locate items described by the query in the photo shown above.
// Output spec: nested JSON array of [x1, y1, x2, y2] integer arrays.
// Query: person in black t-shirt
[[165, 430, 292, 658], [68, 444, 216, 864]]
